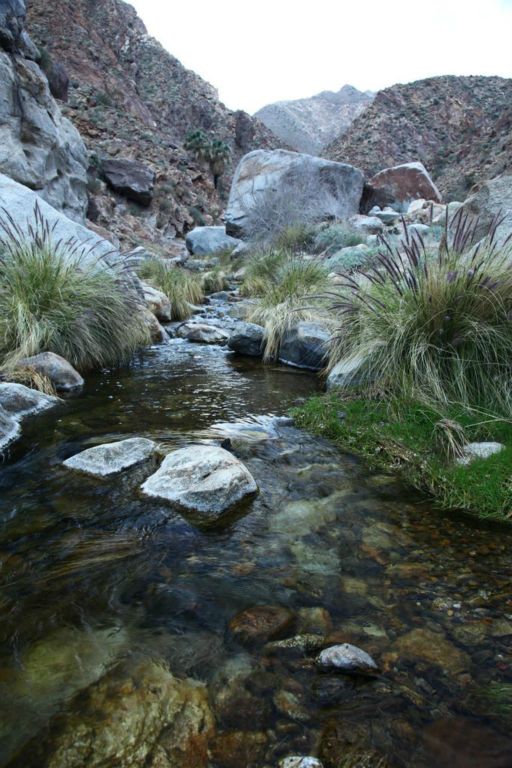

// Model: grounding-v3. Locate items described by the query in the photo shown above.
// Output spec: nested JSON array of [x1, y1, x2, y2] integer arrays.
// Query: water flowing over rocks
[[17, 352, 84, 392], [141, 445, 258, 517], [229, 605, 296, 646], [225, 149, 364, 239], [227, 322, 265, 357], [185, 226, 242, 256], [176, 323, 231, 345], [278, 322, 330, 371], [64, 437, 158, 477]]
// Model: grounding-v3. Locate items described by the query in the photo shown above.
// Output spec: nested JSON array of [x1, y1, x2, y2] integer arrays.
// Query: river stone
[[64, 437, 157, 477], [0, 382, 58, 417], [101, 158, 155, 207], [280, 758, 324, 768], [13, 659, 214, 768], [229, 605, 295, 646], [326, 354, 367, 390], [225, 149, 364, 239], [17, 352, 84, 392], [393, 628, 469, 673], [141, 445, 258, 517], [185, 226, 242, 255], [209, 731, 267, 768], [279, 321, 330, 371], [141, 282, 172, 323], [422, 716, 512, 768], [317, 643, 378, 673], [176, 323, 230, 344], [264, 634, 326, 656], [456, 442, 504, 466], [0, 404, 20, 451], [363, 162, 442, 212], [227, 322, 264, 357]]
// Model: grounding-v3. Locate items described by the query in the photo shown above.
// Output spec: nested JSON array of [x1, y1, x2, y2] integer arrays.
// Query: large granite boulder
[[0, 24, 88, 221], [64, 437, 158, 478], [363, 162, 442, 213], [17, 352, 84, 392], [225, 149, 365, 239], [228, 322, 264, 357], [141, 445, 258, 519], [461, 174, 512, 246], [101, 158, 155, 207], [279, 322, 330, 371], [185, 226, 242, 256]]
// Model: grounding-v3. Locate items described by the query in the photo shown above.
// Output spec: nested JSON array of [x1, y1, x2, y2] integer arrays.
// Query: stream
[[0, 298, 511, 767]]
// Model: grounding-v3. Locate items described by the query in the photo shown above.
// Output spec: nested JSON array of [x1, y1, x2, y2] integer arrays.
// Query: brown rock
[[363, 162, 442, 212], [422, 717, 512, 768], [392, 627, 469, 673], [229, 605, 295, 646], [209, 731, 268, 768]]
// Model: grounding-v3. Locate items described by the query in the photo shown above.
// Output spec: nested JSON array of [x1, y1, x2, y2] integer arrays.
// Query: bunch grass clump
[[200, 268, 229, 294], [245, 251, 331, 359], [137, 259, 204, 320], [272, 222, 317, 253], [329, 211, 512, 414], [313, 224, 366, 254], [0, 204, 149, 371]]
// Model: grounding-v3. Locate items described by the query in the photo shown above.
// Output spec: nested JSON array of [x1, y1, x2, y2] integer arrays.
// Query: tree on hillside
[[184, 131, 231, 190]]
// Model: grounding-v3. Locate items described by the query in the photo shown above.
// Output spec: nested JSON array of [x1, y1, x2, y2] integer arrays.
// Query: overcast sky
[[129, 0, 512, 114]]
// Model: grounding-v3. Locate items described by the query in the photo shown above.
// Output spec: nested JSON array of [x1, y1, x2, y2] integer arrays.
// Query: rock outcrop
[[326, 75, 512, 200], [460, 173, 512, 245], [362, 162, 442, 212], [26, 0, 282, 250], [0, 0, 88, 221], [225, 149, 364, 239], [255, 84, 374, 155]]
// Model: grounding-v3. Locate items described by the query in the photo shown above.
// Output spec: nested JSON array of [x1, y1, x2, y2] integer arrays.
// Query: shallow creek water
[[0, 303, 511, 767]]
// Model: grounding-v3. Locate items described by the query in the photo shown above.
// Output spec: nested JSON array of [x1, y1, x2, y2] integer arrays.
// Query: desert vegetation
[[137, 258, 205, 320], [0, 206, 149, 372]]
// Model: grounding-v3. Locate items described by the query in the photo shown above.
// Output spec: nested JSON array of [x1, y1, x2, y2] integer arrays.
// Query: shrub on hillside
[[137, 259, 204, 320], [0, 205, 149, 371], [329, 211, 512, 413], [313, 224, 366, 254]]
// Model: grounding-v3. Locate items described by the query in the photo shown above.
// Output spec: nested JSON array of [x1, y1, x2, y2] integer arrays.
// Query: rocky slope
[[325, 76, 512, 200], [0, 0, 88, 222], [255, 84, 373, 155], [26, 0, 282, 250]]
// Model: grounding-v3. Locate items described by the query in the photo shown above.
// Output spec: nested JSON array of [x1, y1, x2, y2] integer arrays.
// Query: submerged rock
[[279, 322, 330, 371], [264, 633, 326, 656], [141, 445, 258, 517], [392, 628, 469, 673], [176, 323, 230, 344], [279, 758, 324, 768], [0, 382, 58, 417], [317, 643, 378, 674], [17, 352, 84, 392], [12, 658, 214, 768], [185, 225, 242, 255], [229, 605, 295, 646], [422, 716, 512, 768], [209, 730, 267, 768], [64, 437, 157, 477], [227, 322, 265, 357]]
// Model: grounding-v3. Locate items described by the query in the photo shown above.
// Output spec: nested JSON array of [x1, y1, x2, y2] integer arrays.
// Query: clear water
[[0, 330, 511, 767]]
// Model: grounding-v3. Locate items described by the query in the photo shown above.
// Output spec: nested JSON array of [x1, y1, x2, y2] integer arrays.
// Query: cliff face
[[325, 76, 512, 200], [26, 0, 282, 248], [255, 85, 374, 155], [0, 0, 88, 221]]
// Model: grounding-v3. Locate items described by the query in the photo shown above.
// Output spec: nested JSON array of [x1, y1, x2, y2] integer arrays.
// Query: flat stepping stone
[[141, 445, 257, 518], [64, 437, 157, 477]]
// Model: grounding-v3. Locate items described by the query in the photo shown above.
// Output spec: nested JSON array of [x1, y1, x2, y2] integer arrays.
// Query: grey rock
[[364, 162, 442, 213], [141, 282, 172, 323], [18, 352, 84, 392], [461, 174, 512, 246], [185, 226, 241, 256], [0, 404, 20, 451], [0, 0, 25, 52], [279, 758, 324, 768], [374, 209, 400, 225], [0, 381, 57, 417], [456, 441, 505, 466], [279, 322, 330, 371], [408, 223, 431, 237], [228, 322, 264, 357], [225, 149, 364, 239], [141, 445, 258, 517], [64, 437, 157, 477], [102, 158, 155, 207], [326, 354, 367, 390], [0, 52, 88, 221], [264, 634, 326, 656], [317, 643, 378, 673], [348, 214, 384, 234], [176, 323, 230, 344]]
